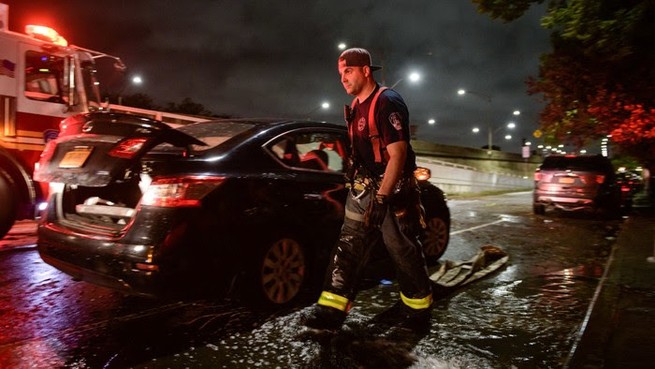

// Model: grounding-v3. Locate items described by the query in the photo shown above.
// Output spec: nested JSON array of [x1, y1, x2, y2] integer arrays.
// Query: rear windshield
[[540, 156, 613, 172], [157, 121, 255, 151]]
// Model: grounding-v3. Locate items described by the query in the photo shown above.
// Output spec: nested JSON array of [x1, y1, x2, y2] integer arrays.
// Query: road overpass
[[412, 140, 542, 195]]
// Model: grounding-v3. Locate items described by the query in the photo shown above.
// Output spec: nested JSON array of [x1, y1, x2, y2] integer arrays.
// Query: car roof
[[193, 117, 344, 129]]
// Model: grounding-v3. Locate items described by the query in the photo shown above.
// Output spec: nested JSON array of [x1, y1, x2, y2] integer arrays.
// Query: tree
[[472, 0, 655, 193], [164, 97, 214, 117]]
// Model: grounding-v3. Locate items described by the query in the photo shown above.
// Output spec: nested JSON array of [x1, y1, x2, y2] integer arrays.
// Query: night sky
[[4, 0, 551, 153]]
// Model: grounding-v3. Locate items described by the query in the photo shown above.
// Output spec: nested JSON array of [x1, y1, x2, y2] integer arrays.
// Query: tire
[[0, 172, 17, 240], [421, 214, 450, 265], [533, 203, 545, 215], [249, 236, 307, 306]]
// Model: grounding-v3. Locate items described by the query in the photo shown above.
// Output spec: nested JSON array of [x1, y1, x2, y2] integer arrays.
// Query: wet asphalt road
[[0, 191, 622, 368]]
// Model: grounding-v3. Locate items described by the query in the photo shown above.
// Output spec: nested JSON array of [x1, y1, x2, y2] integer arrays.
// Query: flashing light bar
[[25, 25, 68, 47]]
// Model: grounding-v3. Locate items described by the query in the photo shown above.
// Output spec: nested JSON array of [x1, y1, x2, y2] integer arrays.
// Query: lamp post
[[472, 121, 516, 153], [457, 88, 520, 154]]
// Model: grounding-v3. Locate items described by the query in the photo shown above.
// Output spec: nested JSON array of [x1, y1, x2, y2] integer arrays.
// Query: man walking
[[303, 48, 433, 331]]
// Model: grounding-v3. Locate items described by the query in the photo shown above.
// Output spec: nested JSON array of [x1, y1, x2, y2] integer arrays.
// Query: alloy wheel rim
[[261, 238, 305, 304], [424, 217, 448, 257]]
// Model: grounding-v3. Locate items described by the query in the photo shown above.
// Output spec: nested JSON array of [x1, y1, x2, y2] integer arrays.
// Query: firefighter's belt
[[352, 176, 379, 192]]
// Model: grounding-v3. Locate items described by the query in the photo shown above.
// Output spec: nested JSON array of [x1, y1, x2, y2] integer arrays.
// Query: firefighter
[[303, 48, 433, 331]]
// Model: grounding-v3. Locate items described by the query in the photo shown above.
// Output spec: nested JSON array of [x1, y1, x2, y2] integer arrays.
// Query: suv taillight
[[140, 176, 225, 207], [595, 175, 606, 184]]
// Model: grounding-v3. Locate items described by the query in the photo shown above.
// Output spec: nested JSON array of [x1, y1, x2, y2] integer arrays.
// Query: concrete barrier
[[417, 156, 532, 194], [412, 140, 540, 195]]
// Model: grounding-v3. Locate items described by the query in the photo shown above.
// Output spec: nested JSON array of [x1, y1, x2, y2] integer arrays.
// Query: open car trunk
[[34, 112, 206, 232]]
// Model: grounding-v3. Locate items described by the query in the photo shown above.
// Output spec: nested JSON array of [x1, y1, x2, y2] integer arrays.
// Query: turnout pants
[[318, 177, 433, 312]]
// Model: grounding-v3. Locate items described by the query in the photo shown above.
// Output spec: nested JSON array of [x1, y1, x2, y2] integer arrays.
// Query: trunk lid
[[34, 112, 206, 187]]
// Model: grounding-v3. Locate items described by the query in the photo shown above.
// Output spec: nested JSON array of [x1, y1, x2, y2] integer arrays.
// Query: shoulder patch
[[389, 112, 403, 131]]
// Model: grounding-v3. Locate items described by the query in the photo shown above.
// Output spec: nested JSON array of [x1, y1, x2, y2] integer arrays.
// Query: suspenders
[[349, 86, 388, 164]]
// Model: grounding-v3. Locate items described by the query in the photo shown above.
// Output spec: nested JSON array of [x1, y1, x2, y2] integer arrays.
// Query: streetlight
[[118, 74, 143, 105], [472, 121, 516, 152], [457, 88, 519, 153], [305, 101, 330, 120], [390, 71, 421, 89], [457, 88, 492, 103]]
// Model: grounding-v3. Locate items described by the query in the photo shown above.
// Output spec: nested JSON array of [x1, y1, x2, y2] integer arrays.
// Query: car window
[[156, 121, 255, 152], [540, 156, 613, 173], [266, 131, 348, 173]]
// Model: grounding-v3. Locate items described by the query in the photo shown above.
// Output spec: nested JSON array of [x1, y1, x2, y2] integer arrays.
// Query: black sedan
[[34, 112, 450, 306]]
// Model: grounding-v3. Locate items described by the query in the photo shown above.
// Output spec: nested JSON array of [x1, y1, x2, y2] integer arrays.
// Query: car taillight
[[109, 138, 149, 159], [36, 140, 57, 169], [140, 176, 225, 207], [595, 175, 605, 184]]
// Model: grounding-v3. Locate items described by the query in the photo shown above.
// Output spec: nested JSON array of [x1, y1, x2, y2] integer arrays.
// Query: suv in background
[[533, 154, 622, 216]]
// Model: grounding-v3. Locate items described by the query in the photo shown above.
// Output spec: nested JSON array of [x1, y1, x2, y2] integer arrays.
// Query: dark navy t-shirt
[[349, 85, 417, 176]]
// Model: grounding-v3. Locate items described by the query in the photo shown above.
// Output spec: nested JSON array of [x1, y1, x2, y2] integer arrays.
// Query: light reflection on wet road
[[0, 192, 621, 368]]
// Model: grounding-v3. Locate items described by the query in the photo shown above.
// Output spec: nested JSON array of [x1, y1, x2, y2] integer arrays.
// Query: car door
[[263, 128, 349, 239]]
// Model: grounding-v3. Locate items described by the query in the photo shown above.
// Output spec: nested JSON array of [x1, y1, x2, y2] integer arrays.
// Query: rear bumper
[[533, 194, 595, 211], [37, 222, 164, 297]]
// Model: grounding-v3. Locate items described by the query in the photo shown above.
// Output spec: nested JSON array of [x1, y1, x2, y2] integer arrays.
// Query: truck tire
[[0, 171, 17, 239]]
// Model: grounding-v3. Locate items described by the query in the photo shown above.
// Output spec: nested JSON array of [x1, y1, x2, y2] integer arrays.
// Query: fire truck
[[0, 4, 207, 239]]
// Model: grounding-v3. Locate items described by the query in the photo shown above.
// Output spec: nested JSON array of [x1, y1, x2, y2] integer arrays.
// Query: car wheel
[[0, 172, 17, 240], [253, 236, 307, 306], [533, 203, 545, 215], [421, 215, 450, 265]]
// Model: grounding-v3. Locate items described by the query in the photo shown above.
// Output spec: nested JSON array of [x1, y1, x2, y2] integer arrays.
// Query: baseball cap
[[338, 48, 382, 71]]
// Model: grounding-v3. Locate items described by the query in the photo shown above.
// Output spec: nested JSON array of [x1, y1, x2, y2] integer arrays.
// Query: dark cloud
[[5, 0, 551, 151]]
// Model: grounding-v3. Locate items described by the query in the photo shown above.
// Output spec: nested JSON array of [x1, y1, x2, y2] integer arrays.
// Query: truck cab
[[0, 4, 206, 239]]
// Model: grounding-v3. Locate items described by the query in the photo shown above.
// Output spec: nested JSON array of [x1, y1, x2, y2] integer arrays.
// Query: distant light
[[504, 134, 512, 140], [507, 122, 516, 129], [525, 141, 532, 146], [408, 72, 421, 83], [132, 75, 143, 85], [37, 202, 48, 211], [580, 149, 587, 154], [338, 43, 347, 50], [321, 102, 330, 109], [428, 119, 436, 125], [472, 127, 480, 133], [457, 89, 466, 95], [513, 110, 521, 116]]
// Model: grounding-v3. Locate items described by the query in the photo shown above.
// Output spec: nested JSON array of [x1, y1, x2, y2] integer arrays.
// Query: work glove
[[365, 194, 388, 229]]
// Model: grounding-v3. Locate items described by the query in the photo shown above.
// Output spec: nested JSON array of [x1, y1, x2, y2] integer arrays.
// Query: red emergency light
[[25, 25, 68, 47]]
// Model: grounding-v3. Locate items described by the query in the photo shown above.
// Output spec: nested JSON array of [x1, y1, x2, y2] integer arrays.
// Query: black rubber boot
[[372, 301, 431, 333], [302, 304, 347, 330]]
